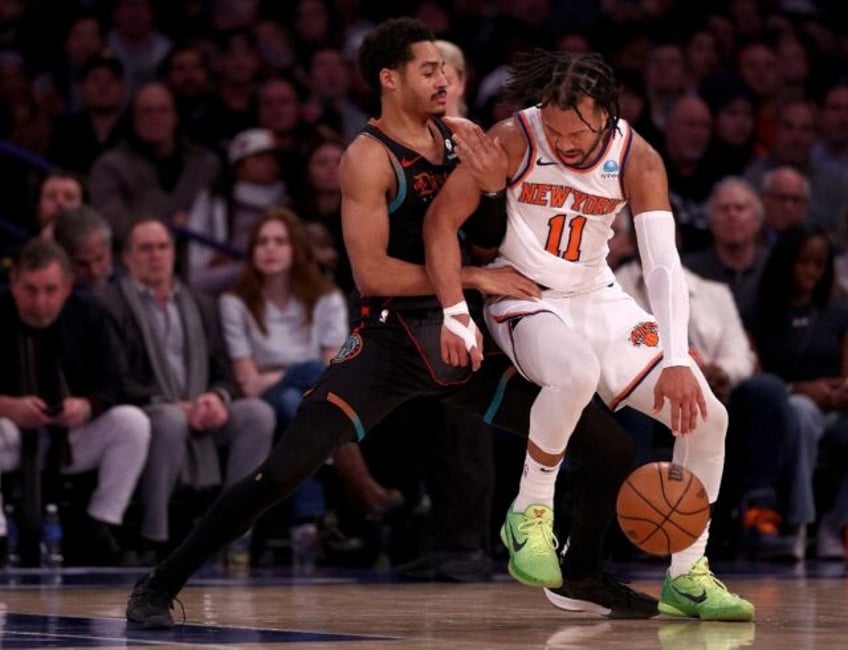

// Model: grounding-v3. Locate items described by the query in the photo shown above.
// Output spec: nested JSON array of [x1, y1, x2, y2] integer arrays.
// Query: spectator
[[88, 82, 220, 246], [775, 31, 813, 104], [219, 208, 401, 521], [0, 239, 150, 565], [0, 49, 52, 155], [683, 24, 721, 90], [252, 18, 296, 71], [684, 176, 768, 311], [33, 12, 105, 114], [200, 27, 263, 152], [107, 0, 172, 94], [301, 46, 368, 144], [290, 0, 340, 62], [33, 170, 88, 240], [661, 94, 719, 252], [47, 50, 129, 175], [435, 40, 466, 118], [747, 224, 848, 560], [700, 75, 758, 178], [256, 74, 312, 190], [759, 166, 810, 246], [53, 205, 117, 292], [294, 139, 349, 294], [735, 39, 780, 151], [811, 79, 848, 169], [157, 41, 216, 150], [186, 127, 290, 295], [643, 41, 688, 135], [99, 218, 274, 562]]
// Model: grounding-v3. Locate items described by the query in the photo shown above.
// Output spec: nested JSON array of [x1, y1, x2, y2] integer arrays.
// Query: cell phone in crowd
[[44, 401, 64, 417]]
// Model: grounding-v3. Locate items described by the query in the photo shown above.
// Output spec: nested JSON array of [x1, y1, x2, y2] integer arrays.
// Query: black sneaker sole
[[544, 587, 659, 619], [126, 610, 174, 629]]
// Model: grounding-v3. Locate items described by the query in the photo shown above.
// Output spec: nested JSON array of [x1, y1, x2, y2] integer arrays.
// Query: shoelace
[[135, 581, 186, 624], [688, 562, 731, 594], [516, 516, 559, 552]]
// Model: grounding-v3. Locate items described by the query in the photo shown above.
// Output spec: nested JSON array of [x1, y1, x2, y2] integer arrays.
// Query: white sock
[[668, 521, 710, 578], [512, 453, 562, 512]]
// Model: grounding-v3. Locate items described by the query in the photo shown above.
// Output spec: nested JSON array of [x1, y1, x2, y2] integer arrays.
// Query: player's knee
[[537, 350, 600, 399]]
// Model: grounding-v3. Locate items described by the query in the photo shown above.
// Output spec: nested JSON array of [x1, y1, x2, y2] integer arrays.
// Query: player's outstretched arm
[[627, 134, 707, 435]]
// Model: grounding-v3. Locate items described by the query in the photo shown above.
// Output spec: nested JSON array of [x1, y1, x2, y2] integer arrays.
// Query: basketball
[[616, 461, 710, 556]]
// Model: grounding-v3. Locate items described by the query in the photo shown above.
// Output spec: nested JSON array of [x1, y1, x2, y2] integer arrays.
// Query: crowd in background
[[1, 0, 848, 573]]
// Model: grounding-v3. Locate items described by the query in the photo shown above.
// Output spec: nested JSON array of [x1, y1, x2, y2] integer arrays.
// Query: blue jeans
[[262, 360, 328, 520], [262, 360, 328, 428]]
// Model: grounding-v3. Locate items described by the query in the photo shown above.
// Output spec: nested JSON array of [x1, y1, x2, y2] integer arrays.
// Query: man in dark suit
[[98, 219, 274, 559], [0, 239, 150, 564]]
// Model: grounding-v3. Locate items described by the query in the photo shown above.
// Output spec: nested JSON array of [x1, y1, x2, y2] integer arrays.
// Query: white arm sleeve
[[634, 210, 691, 367]]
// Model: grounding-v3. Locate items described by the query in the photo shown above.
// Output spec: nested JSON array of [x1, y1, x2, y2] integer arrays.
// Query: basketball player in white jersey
[[424, 50, 753, 622]]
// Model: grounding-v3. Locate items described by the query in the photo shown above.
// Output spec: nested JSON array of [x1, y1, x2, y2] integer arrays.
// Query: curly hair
[[357, 17, 435, 95], [504, 50, 620, 130]]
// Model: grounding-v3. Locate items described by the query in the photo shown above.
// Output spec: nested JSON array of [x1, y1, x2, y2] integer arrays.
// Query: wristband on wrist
[[480, 188, 506, 199], [442, 301, 478, 351]]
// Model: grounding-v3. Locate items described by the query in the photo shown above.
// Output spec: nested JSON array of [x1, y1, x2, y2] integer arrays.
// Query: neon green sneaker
[[499, 502, 562, 588], [659, 557, 755, 621]]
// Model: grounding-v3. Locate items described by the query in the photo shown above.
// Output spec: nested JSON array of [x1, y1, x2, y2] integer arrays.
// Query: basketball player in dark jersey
[[125, 17, 656, 628]]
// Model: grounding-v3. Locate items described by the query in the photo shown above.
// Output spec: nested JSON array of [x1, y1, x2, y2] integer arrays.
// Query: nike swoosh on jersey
[[536, 157, 558, 166], [671, 586, 708, 604], [400, 156, 422, 168]]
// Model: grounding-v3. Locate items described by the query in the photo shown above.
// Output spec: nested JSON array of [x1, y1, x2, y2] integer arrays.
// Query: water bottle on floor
[[4, 505, 20, 569], [290, 522, 318, 574], [40, 504, 63, 569]]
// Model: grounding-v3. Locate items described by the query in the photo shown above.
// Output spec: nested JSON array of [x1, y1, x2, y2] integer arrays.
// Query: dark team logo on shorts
[[628, 321, 659, 347], [332, 333, 363, 363]]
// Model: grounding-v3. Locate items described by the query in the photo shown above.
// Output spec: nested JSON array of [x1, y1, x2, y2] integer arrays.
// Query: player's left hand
[[653, 366, 707, 436]]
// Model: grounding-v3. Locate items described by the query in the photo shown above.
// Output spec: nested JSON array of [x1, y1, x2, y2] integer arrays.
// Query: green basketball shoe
[[500, 502, 562, 588], [659, 557, 755, 621]]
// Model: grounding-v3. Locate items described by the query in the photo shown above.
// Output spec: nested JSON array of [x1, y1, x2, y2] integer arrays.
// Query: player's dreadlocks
[[504, 50, 620, 132]]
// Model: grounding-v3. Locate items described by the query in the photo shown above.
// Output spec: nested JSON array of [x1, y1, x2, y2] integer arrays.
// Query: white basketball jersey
[[493, 107, 633, 295]]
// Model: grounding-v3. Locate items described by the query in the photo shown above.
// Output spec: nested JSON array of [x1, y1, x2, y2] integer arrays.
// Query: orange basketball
[[616, 461, 710, 556]]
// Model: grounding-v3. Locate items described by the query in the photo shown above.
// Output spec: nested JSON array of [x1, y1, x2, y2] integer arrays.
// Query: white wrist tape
[[442, 300, 479, 352], [634, 210, 691, 367]]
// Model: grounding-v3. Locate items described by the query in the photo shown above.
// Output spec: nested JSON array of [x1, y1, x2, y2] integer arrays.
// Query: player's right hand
[[441, 315, 484, 371], [473, 266, 541, 299]]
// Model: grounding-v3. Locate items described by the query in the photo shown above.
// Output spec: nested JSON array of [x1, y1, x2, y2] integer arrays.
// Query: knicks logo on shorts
[[332, 333, 363, 364], [628, 321, 659, 347]]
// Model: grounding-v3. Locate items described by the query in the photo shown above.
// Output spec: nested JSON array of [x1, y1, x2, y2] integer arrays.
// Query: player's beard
[[563, 128, 607, 168]]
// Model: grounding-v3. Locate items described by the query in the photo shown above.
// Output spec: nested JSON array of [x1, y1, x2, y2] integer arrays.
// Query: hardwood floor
[[1, 563, 845, 648]]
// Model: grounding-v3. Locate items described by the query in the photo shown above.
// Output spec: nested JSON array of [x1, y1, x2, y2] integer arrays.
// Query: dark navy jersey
[[361, 118, 458, 266], [358, 118, 461, 313]]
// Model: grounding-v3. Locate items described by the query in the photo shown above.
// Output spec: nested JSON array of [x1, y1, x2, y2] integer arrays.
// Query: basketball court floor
[[1, 559, 845, 649]]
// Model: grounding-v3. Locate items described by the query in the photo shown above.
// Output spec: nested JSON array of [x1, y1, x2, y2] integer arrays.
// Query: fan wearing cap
[[186, 128, 292, 295], [48, 50, 129, 175]]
